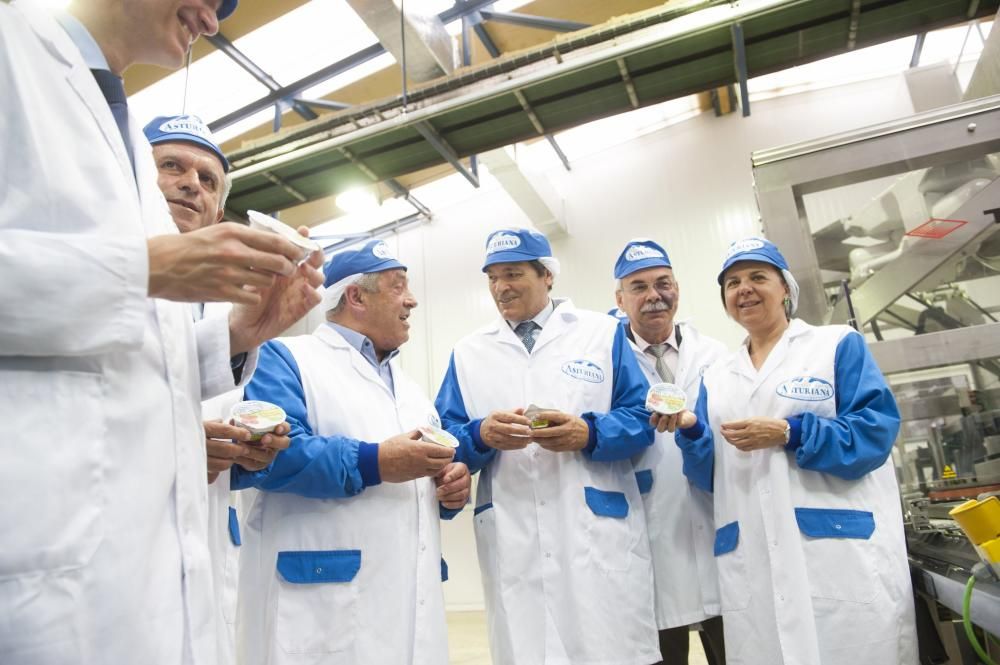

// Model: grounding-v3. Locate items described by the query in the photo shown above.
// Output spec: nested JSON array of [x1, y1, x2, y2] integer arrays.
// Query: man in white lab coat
[[144, 113, 295, 665], [232, 240, 471, 665], [613, 239, 726, 665], [436, 227, 660, 665], [0, 2, 323, 664]]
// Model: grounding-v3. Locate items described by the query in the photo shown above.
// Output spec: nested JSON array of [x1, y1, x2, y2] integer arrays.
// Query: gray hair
[[326, 272, 382, 317], [219, 173, 233, 212]]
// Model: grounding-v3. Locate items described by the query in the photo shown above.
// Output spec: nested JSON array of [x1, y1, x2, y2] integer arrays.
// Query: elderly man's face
[[616, 266, 679, 343], [486, 261, 552, 322], [363, 269, 418, 355], [120, 0, 222, 70], [153, 142, 226, 233]]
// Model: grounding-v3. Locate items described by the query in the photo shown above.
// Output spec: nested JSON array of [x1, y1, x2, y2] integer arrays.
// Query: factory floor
[[447, 611, 710, 664]]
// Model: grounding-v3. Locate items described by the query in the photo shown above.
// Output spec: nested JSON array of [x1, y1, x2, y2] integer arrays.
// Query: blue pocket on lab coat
[[714, 521, 739, 556], [441, 557, 449, 582], [276, 550, 361, 584], [634, 469, 653, 495], [795, 507, 875, 540], [584, 486, 629, 518], [228, 506, 241, 547], [474, 502, 493, 516]]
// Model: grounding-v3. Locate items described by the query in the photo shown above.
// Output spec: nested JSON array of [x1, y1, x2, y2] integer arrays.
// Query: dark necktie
[[514, 321, 540, 353], [90, 69, 135, 174]]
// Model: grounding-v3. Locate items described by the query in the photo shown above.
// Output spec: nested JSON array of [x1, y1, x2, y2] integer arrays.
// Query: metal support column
[[730, 22, 751, 117]]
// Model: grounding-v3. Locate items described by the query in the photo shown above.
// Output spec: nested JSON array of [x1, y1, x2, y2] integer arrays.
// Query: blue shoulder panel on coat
[[714, 521, 739, 556], [441, 557, 449, 582], [675, 382, 714, 493], [794, 507, 875, 540], [584, 486, 629, 518], [793, 331, 901, 481], [276, 550, 361, 584], [435, 352, 497, 473]]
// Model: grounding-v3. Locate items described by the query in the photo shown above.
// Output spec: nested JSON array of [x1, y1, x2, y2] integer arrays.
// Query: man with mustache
[[0, 2, 324, 664], [613, 239, 727, 665], [436, 227, 659, 665]]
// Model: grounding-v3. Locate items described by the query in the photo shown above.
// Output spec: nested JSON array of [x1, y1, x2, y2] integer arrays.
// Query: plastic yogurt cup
[[645, 383, 687, 415], [418, 425, 460, 449], [247, 210, 322, 263], [230, 400, 287, 441], [524, 404, 551, 429]]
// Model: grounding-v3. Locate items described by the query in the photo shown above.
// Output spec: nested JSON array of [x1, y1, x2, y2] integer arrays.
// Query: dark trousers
[[654, 615, 726, 665]]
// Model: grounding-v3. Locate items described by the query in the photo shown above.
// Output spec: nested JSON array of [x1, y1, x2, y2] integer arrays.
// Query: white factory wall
[[295, 69, 918, 610]]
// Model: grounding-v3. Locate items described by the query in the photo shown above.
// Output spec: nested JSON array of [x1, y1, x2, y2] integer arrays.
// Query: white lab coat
[[442, 301, 659, 665], [683, 320, 916, 665], [237, 325, 448, 665], [0, 4, 256, 664], [629, 322, 726, 629]]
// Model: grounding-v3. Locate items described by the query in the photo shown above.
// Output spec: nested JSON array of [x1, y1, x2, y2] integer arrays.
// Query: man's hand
[[147, 223, 306, 305], [378, 430, 455, 483], [435, 462, 471, 509], [530, 410, 590, 453], [205, 420, 291, 483], [479, 409, 532, 450], [720, 417, 787, 451], [650, 409, 698, 434], [228, 227, 324, 356]]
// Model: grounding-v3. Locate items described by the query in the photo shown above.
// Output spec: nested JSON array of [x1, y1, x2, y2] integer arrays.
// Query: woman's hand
[[720, 417, 788, 451], [650, 409, 698, 434]]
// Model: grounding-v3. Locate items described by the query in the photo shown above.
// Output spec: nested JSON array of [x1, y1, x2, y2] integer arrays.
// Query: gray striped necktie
[[646, 343, 674, 382], [91, 69, 135, 175], [514, 321, 540, 353]]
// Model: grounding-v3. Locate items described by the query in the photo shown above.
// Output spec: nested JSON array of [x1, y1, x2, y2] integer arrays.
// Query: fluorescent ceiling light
[[336, 187, 379, 213]]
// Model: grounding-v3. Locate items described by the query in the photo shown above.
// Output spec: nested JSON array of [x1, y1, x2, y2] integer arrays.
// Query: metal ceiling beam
[[413, 122, 479, 187], [616, 58, 640, 108], [319, 212, 427, 254], [208, 0, 499, 132], [473, 20, 502, 58], [846, 0, 862, 50], [294, 98, 351, 111], [205, 33, 317, 122], [730, 22, 750, 117], [909, 32, 926, 67], [345, 0, 455, 81], [478, 10, 589, 34], [513, 90, 571, 171], [262, 172, 308, 203], [336, 147, 431, 218]]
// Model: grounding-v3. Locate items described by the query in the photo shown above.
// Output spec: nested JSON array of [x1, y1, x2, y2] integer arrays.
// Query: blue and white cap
[[143, 114, 229, 172], [217, 0, 238, 20], [718, 237, 799, 314], [321, 239, 406, 310], [482, 228, 560, 275], [613, 238, 671, 279]]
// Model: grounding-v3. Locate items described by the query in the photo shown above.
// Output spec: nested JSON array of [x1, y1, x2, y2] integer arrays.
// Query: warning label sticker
[[905, 218, 968, 239]]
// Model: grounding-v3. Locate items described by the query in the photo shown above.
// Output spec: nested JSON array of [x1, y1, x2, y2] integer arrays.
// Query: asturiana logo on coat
[[487, 233, 522, 254], [776, 376, 833, 401], [562, 360, 605, 383]]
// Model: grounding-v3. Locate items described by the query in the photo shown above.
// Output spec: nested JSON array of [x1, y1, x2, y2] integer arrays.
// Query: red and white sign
[[905, 218, 968, 239]]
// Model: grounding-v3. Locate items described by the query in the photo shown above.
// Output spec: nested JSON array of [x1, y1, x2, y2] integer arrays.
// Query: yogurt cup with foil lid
[[418, 425, 460, 449], [247, 210, 322, 263], [230, 400, 287, 441], [645, 383, 687, 415], [524, 404, 552, 430]]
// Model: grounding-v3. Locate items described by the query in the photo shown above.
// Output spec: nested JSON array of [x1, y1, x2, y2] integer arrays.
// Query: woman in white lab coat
[[655, 237, 917, 665]]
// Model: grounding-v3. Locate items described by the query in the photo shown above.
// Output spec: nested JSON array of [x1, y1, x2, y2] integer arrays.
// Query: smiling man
[[0, 2, 327, 664], [232, 240, 471, 665], [435, 227, 659, 665], [613, 239, 728, 665]]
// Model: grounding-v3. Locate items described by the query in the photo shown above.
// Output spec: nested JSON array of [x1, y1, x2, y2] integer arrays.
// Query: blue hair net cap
[[608, 306, 629, 323], [143, 114, 230, 173], [481, 228, 554, 271], [217, 0, 238, 20], [717, 237, 789, 284], [613, 238, 671, 279], [323, 239, 406, 288]]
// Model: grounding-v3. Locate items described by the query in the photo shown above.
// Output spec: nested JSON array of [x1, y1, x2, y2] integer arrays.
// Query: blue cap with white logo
[[143, 114, 230, 173], [613, 238, 672, 279], [321, 239, 406, 310], [717, 237, 789, 284], [217, 0, 238, 20], [482, 228, 555, 271]]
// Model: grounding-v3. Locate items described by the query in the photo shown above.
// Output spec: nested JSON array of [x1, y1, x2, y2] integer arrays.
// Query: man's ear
[[214, 208, 225, 224], [344, 284, 366, 310]]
